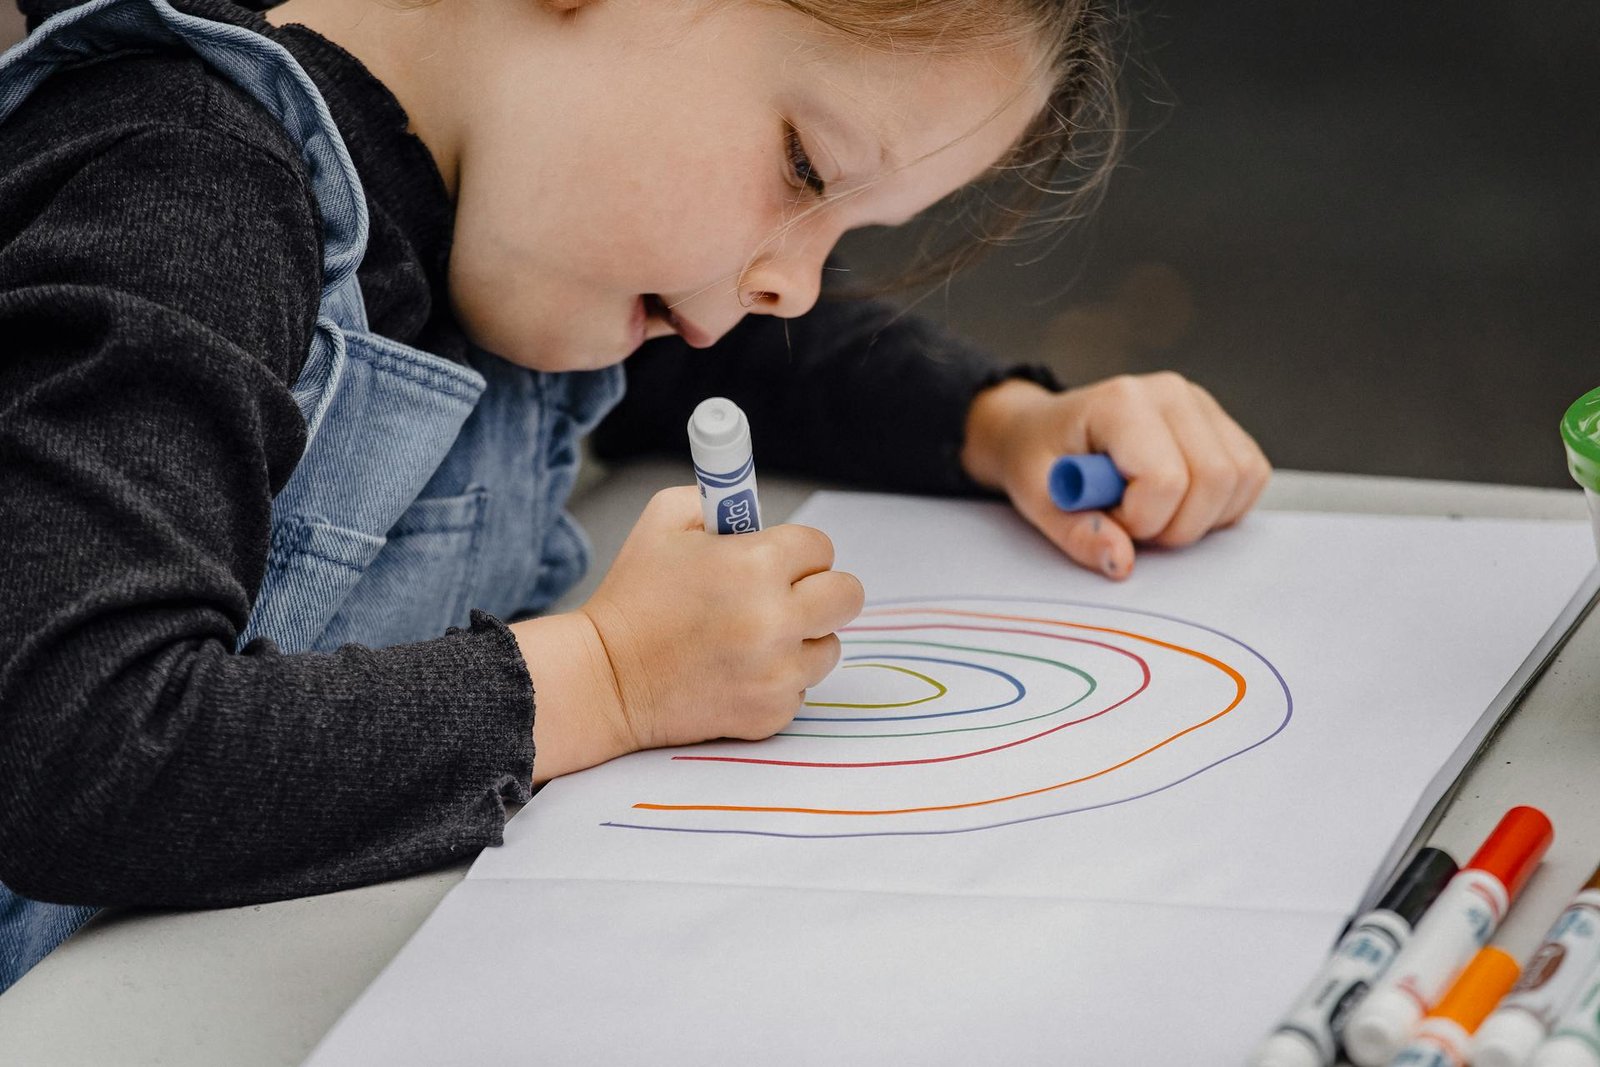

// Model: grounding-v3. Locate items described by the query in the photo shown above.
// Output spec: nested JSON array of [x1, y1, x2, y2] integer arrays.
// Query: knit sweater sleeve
[[0, 118, 536, 907]]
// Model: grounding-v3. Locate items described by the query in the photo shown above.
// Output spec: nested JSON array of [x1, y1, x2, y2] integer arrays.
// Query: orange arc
[[633, 608, 1247, 817]]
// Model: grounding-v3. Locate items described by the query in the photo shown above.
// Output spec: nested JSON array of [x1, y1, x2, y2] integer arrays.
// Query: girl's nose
[[738, 265, 820, 319], [738, 235, 832, 319]]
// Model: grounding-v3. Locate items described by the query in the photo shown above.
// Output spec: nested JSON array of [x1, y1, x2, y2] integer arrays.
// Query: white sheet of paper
[[307, 495, 1594, 1065]]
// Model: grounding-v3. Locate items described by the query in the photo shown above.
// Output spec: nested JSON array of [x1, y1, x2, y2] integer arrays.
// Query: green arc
[[783, 639, 1097, 740]]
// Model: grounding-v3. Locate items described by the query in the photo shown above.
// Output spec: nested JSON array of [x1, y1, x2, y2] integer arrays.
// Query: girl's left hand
[[960, 372, 1271, 580]]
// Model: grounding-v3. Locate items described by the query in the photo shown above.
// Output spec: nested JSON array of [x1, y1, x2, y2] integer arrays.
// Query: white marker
[[688, 396, 762, 535], [1251, 848, 1458, 1067], [1528, 958, 1600, 1067], [1344, 807, 1553, 1067], [1387, 946, 1520, 1067], [1475, 864, 1600, 1067]]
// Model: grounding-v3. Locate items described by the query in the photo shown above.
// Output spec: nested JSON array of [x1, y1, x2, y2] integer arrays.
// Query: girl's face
[[338, 0, 1047, 371]]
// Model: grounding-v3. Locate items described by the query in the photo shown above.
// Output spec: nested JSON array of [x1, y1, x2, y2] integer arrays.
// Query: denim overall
[[0, 0, 623, 991]]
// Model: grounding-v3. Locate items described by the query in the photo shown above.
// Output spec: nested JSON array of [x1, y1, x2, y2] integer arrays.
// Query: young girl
[[0, 0, 1269, 990]]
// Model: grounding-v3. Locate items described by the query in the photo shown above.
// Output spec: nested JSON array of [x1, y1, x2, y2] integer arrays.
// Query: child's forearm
[[514, 612, 631, 785], [960, 377, 1056, 492]]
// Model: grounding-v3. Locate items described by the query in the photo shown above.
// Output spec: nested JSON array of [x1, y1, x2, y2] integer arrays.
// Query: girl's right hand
[[514, 486, 864, 782]]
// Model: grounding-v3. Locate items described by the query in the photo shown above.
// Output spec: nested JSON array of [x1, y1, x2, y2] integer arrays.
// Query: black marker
[[1251, 847, 1459, 1067]]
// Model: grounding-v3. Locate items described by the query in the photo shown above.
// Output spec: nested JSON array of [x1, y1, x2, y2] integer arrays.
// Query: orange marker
[[1345, 806, 1554, 1066], [1388, 946, 1521, 1066], [1475, 863, 1600, 1067]]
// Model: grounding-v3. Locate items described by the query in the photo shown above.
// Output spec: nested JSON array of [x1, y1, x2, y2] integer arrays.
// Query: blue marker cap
[[1048, 454, 1127, 512]]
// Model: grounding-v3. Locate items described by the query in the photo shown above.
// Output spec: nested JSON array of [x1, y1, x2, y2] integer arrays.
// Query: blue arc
[[793, 654, 1025, 723], [604, 593, 1294, 840]]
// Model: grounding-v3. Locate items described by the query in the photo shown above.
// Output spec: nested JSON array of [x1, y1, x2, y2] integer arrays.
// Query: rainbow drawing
[[603, 595, 1292, 839]]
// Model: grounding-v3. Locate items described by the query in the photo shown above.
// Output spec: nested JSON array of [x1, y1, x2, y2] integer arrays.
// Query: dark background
[[841, 2, 1599, 487], [5, 4, 1595, 486]]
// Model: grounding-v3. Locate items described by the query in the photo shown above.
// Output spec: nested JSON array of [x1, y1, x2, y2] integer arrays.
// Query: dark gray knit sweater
[[0, 0, 1018, 909]]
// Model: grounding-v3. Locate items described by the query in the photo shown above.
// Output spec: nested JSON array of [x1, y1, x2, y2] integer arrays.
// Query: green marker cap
[[1562, 385, 1600, 495]]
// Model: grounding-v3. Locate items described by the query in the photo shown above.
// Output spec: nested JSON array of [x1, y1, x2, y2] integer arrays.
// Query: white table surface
[[1, 465, 1594, 1066]]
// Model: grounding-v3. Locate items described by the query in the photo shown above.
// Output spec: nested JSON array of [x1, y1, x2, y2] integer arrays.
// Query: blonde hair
[[393, 0, 1125, 285], [769, 0, 1125, 287]]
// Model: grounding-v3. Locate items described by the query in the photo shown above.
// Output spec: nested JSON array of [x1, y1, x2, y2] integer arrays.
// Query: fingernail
[[1101, 550, 1117, 576]]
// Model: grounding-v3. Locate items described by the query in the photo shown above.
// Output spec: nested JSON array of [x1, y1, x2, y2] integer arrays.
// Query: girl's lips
[[642, 294, 715, 349]]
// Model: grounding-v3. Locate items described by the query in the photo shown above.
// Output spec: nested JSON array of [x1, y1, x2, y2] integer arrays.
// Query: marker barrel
[[687, 397, 762, 535], [1344, 871, 1511, 1065], [1345, 808, 1553, 1067], [1475, 877, 1600, 1067], [1529, 959, 1600, 1067], [1251, 848, 1458, 1067], [1252, 912, 1414, 1067], [1387, 946, 1520, 1067], [1387, 1019, 1476, 1067], [1531, 1036, 1600, 1067]]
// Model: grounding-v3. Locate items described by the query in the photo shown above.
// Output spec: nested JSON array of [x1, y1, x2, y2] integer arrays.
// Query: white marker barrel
[[1387, 1017, 1474, 1067], [1253, 848, 1458, 1067], [687, 397, 762, 535], [1475, 880, 1600, 1067], [1252, 911, 1414, 1067], [1345, 807, 1551, 1067], [1387, 946, 1520, 1067], [1529, 961, 1600, 1067], [1344, 871, 1509, 1065], [1531, 1039, 1600, 1067]]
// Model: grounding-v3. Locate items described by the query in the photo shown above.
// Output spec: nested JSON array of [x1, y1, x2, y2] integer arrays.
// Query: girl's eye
[[785, 123, 826, 198]]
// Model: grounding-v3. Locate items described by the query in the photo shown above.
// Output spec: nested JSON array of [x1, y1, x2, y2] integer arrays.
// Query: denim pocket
[[242, 518, 387, 654], [316, 487, 491, 650], [524, 509, 592, 615]]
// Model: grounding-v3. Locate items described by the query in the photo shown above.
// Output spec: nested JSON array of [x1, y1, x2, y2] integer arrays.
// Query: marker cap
[[1474, 1009, 1550, 1067], [1467, 807, 1554, 900], [1048, 454, 1126, 512], [1250, 1031, 1321, 1067], [1531, 1035, 1600, 1067], [1343, 985, 1422, 1067], [1378, 847, 1460, 928], [687, 397, 752, 476], [1430, 946, 1520, 1032]]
